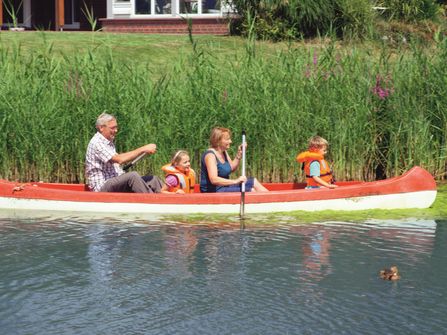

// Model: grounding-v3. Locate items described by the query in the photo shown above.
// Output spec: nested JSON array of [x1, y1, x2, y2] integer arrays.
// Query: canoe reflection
[[83, 219, 437, 290]]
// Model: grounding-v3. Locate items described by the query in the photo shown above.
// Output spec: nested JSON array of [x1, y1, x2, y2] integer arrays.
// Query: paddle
[[123, 153, 147, 171], [239, 130, 246, 219]]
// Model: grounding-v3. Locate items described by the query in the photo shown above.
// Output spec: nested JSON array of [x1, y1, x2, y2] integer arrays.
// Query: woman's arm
[[228, 145, 243, 171], [204, 153, 246, 186]]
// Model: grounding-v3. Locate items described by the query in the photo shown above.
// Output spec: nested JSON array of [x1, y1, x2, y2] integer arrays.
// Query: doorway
[[64, 0, 80, 29]]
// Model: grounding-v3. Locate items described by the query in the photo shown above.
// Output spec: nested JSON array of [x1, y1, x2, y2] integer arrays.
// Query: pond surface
[[0, 217, 446, 335]]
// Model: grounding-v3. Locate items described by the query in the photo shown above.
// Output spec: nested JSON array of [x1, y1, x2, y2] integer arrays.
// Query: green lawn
[[0, 31, 259, 75], [0, 31, 381, 76], [0, 27, 438, 64]]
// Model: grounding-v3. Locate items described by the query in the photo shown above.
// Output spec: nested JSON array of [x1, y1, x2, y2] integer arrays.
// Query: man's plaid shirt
[[85, 132, 124, 191]]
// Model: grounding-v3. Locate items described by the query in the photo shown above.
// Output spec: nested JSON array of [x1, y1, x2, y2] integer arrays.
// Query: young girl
[[162, 150, 196, 194]]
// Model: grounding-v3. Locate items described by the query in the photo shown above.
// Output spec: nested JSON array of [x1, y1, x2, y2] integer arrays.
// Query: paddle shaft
[[123, 153, 147, 171], [240, 130, 246, 218]]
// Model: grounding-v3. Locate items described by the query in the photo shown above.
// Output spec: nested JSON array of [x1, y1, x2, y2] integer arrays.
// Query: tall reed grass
[[0, 34, 446, 183]]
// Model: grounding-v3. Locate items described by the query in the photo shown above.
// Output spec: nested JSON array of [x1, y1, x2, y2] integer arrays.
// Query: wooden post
[[0, 0, 3, 27], [55, 0, 64, 30]]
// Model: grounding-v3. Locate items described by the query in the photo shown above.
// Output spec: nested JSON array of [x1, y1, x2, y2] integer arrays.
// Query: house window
[[135, 0, 151, 14], [155, 0, 172, 14], [202, 0, 220, 13], [132, 0, 221, 15], [179, 0, 198, 14]]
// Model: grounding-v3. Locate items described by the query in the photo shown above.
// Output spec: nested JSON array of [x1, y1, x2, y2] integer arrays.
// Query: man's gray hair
[[96, 113, 116, 128]]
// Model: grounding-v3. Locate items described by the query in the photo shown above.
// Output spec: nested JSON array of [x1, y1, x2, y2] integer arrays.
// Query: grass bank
[[164, 183, 447, 224], [0, 32, 446, 183]]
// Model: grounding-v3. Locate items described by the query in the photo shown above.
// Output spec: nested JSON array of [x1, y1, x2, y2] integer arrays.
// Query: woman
[[200, 127, 268, 193]]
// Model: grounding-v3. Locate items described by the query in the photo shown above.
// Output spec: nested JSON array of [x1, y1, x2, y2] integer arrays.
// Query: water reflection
[[365, 219, 436, 260], [0, 218, 446, 335], [164, 224, 198, 278], [87, 224, 116, 283], [300, 228, 332, 282]]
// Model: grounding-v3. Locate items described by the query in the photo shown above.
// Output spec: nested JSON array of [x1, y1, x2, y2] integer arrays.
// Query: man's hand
[[143, 144, 157, 154]]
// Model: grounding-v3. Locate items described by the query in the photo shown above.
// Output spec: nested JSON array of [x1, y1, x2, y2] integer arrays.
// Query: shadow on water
[[0, 217, 446, 335]]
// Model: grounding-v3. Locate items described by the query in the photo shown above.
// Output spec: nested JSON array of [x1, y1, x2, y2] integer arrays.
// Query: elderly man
[[85, 113, 163, 193]]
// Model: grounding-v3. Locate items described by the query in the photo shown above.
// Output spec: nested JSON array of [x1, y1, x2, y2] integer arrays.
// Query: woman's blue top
[[200, 150, 232, 192]]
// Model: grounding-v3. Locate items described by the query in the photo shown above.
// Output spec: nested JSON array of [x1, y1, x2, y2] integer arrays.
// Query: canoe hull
[[0, 166, 437, 215], [0, 190, 436, 215]]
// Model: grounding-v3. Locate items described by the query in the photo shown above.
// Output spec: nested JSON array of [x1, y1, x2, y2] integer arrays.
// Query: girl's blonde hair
[[171, 150, 189, 165], [209, 127, 231, 148], [308, 135, 329, 150]]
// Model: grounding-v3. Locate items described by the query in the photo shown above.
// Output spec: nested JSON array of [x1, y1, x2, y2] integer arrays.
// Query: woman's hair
[[96, 112, 116, 128], [209, 127, 231, 148], [171, 150, 189, 166], [308, 135, 328, 150]]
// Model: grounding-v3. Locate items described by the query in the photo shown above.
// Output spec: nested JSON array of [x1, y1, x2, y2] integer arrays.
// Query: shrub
[[334, 0, 376, 39], [230, 0, 375, 41], [379, 0, 442, 22], [229, 0, 445, 41]]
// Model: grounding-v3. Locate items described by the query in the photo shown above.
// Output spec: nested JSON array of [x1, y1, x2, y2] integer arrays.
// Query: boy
[[296, 136, 338, 189]]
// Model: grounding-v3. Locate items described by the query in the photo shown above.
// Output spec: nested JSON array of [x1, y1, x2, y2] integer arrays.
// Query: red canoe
[[0, 166, 437, 216]]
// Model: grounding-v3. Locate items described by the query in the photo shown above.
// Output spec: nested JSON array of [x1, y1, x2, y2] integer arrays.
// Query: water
[[1, 217, 446, 335]]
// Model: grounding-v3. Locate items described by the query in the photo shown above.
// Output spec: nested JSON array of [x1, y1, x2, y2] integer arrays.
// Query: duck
[[379, 265, 400, 281]]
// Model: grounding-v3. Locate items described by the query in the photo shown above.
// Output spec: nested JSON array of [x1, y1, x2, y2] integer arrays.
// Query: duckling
[[379, 265, 400, 281]]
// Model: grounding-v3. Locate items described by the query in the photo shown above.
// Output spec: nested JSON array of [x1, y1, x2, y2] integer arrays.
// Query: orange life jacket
[[296, 151, 334, 187], [162, 164, 196, 193]]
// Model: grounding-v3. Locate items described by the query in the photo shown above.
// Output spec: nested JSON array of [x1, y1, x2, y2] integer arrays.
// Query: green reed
[[0, 34, 446, 183]]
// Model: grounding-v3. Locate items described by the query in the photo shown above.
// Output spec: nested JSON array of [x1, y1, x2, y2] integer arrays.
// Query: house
[[0, 0, 234, 34]]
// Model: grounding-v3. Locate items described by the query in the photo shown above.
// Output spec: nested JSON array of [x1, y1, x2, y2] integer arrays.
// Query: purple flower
[[304, 65, 311, 78], [371, 74, 394, 100]]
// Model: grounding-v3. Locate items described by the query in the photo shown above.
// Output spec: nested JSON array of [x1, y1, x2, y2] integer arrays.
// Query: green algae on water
[[161, 183, 447, 224]]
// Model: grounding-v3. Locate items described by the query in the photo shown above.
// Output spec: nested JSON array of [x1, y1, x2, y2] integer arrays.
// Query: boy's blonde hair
[[209, 127, 231, 148], [308, 135, 329, 150], [171, 150, 189, 166]]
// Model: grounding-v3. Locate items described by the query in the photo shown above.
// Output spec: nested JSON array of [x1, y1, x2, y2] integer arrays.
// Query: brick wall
[[99, 18, 230, 35]]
